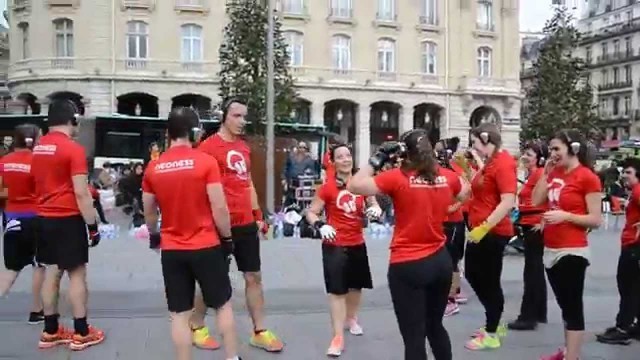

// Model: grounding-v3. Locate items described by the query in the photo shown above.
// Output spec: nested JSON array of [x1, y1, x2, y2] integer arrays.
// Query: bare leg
[[346, 290, 362, 320], [449, 271, 461, 297], [565, 330, 584, 360], [42, 266, 63, 317], [0, 270, 19, 297], [190, 291, 207, 329], [170, 311, 192, 360], [31, 267, 45, 312], [67, 265, 88, 319], [328, 294, 347, 338], [215, 301, 239, 359], [244, 272, 265, 330]]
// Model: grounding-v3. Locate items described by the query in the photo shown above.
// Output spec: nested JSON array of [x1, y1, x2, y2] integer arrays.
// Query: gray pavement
[[0, 210, 639, 359]]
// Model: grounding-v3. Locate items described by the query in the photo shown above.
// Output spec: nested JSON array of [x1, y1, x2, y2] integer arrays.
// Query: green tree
[[218, 0, 297, 132], [521, 7, 600, 143]]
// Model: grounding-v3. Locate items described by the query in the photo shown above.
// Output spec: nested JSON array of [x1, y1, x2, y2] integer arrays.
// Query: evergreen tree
[[218, 0, 297, 131], [521, 7, 600, 143]]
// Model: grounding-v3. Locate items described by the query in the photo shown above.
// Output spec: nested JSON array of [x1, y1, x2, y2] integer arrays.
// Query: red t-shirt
[[318, 181, 365, 246], [375, 167, 461, 264], [621, 183, 640, 247], [32, 132, 88, 218], [469, 150, 517, 237], [543, 165, 601, 249], [142, 145, 222, 251], [440, 167, 464, 223], [197, 134, 253, 226], [518, 167, 546, 226], [0, 150, 37, 213], [323, 150, 335, 181]]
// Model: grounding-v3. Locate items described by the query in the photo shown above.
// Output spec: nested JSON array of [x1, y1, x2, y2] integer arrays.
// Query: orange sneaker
[[69, 326, 105, 351], [38, 326, 73, 349], [326, 335, 344, 357], [249, 329, 284, 352], [192, 326, 220, 350]]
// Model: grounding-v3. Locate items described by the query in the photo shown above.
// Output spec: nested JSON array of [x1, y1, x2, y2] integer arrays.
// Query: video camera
[[435, 137, 460, 170], [369, 141, 407, 170]]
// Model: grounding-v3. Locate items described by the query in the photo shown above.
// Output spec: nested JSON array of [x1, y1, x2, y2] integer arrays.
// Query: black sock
[[44, 314, 60, 334], [74, 317, 89, 336], [254, 329, 266, 335]]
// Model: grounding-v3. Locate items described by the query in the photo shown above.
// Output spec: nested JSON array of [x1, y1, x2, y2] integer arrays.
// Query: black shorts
[[444, 221, 466, 270], [39, 215, 89, 271], [3, 217, 42, 271], [231, 222, 260, 273], [322, 243, 373, 295], [161, 246, 232, 313]]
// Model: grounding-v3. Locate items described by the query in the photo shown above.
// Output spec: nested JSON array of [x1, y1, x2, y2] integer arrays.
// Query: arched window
[[477, 47, 492, 77], [283, 31, 304, 67], [181, 24, 203, 62], [53, 18, 73, 57], [377, 38, 395, 73], [332, 35, 351, 73], [421, 41, 437, 75]]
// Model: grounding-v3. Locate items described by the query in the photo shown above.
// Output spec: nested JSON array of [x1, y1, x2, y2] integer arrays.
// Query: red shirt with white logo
[[31, 131, 88, 218], [440, 167, 464, 223], [0, 150, 37, 213], [318, 180, 365, 247], [518, 167, 546, 226], [375, 168, 461, 264], [543, 165, 601, 249], [142, 145, 222, 251], [621, 183, 640, 247], [198, 134, 253, 226], [469, 150, 517, 237]]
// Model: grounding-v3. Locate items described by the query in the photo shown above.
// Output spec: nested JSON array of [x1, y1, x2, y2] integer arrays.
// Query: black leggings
[[464, 233, 509, 333], [546, 255, 589, 331], [615, 245, 640, 330], [517, 226, 547, 322], [388, 248, 453, 360]]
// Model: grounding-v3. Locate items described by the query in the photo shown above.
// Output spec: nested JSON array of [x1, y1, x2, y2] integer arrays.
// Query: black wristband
[[312, 220, 326, 231], [87, 223, 98, 232], [221, 236, 233, 243]]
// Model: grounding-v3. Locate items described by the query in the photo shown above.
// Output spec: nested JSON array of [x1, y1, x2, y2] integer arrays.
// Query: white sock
[[227, 357, 240, 360]]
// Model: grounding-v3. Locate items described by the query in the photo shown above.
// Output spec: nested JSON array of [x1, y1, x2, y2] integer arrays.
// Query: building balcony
[[598, 110, 632, 126], [590, 49, 640, 68], [458, 76, 521, 95], [8, 57, 220, 83], [290, 66, 447, 89], [597, 80, 633, 92], [121, 0, 155, 11], [279, 4, 309, 21], [580, 17, 640, 45]]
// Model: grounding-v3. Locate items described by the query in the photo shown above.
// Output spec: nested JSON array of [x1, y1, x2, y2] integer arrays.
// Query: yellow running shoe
[[249, 329, 284, 352], [192, 326, 220, 350]]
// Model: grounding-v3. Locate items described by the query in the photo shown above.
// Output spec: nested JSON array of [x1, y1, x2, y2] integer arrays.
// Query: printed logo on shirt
[[226, 150, 248, 180], [2, 163, 30, 173], [547, 178, 566, 209], [33, 144, 57, 155], [409, 175, 449, 188], [336, 190, 359, 218], [155, 159, 195, 173]]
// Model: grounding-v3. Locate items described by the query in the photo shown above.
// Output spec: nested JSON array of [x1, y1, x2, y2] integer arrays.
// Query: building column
[[355, 103, 371, 167], [310, 100, 325, 126], [399, 105, 413, 135], [159, 99, 172, 118]]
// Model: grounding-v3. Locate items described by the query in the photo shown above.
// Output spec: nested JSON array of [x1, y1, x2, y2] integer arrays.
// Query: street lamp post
[[266, 0, 276, 215]]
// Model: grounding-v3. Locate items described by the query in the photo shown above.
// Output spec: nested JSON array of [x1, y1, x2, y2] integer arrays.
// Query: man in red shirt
[[142, 107, 240, 360], [194, 98, 283, 352], [0, 124, 45, 324], [597, 157, 640, 344], [31, 99, 104, 351]]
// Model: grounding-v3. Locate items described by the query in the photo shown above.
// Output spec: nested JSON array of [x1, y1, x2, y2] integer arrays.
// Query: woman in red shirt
[[532, 130, 602, 360], [508, 141, 549, 331], [306, 143, 380, 357], [0, 124, 44, 324], [348, 129, 468, 360], [464, 123, 517, 351]]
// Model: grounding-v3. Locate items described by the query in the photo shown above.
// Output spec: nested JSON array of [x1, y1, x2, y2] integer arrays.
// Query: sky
[[520, 1, 556, 33]]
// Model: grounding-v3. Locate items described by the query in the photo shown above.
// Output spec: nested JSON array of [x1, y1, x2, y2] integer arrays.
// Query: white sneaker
[[347, 318, 363, 336]]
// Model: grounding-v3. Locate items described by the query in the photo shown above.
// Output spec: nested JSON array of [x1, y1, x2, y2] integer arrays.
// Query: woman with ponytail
[[532, 129, 602, 360], [0, 124, 45, 324], [508, 141, 549, 331], [348, 129, 469, 360]]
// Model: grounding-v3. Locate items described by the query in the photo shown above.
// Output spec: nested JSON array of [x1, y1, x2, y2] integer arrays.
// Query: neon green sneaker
[[471, 323, 507, 338], [192, 326, 220, 350], [465, 332, 501, 350], [249, 329, 284, 352]]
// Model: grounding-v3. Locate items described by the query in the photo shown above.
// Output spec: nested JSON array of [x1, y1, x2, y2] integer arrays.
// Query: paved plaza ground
[[1, 211, 639, 359]]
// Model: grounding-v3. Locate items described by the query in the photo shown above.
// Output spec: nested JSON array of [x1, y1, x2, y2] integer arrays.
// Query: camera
[[369, 141, 407, 171]]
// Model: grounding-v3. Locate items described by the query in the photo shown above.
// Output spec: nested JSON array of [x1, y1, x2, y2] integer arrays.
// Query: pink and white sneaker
[[444, 301, 460, 317], [455, 291, 468, 304], [539, 348, 565, 360], [346, 317, 363, 336]]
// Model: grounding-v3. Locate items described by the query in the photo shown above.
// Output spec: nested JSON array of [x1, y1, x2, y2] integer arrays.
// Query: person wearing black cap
[[31, 99, 104, 351]]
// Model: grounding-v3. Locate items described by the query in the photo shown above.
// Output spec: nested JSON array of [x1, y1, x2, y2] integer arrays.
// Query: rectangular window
[[625, 96, 631, 116], [602, 42, 608, 59], [19, 23, 29, 59], [476, 0, 493, 31], [421, 42, 437, 75], [586, 46, 592, 63], [377, 0, 395, 21], [613, 96, 620, 115], [613, 67, 619, 83], [421, 0, 437, 25], [625, 37, 632, 56], [282, 0, 304, 14], [602, 69, 609, 84], [330, 0, 352, 18], [625, 65, 632, 83], [54, 19, 73, 57]]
